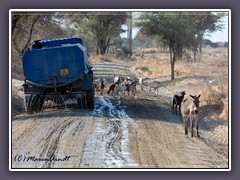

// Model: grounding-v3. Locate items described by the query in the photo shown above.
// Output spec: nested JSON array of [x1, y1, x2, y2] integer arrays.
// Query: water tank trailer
[[22, 37, 94, 113]]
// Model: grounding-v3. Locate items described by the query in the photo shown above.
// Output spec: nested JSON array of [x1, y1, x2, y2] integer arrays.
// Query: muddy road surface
[[11, 62, 228, 169]]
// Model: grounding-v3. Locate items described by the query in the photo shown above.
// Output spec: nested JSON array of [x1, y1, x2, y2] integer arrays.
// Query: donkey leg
[[184, 117, 188, 135], [175, 105, 178, 115], [172, 100, 175, 114], [179, 105, 181, 116], [196, 116, 200, 137], [190, 117, 193, 137]]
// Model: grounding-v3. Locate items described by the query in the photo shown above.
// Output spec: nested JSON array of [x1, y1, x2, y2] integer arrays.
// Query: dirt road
[[11, 62, 229, 169]]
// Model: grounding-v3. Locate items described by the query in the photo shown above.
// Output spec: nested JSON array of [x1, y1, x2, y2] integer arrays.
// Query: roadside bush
[[205, 84, 227, 115]]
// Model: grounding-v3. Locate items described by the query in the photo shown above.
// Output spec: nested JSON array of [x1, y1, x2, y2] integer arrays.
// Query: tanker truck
[[22, 37, 94, 113]]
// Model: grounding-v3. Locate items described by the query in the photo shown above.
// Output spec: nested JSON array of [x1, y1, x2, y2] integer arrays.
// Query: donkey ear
[[189, 94, 194, 101], [198, 94, 201, 98], [189, 94, 194, 98]]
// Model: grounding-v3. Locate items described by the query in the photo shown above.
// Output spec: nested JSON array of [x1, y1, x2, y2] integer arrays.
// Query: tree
[[66, 12, 128, 55], [137, 12, 193, 80], [186, 12, 225, 60], [127, 12, 133, 56], [137, 11, 225, 80], [133, 31, 157, 48], [85, 12, 128, 55], [12, 12, 67, 56]]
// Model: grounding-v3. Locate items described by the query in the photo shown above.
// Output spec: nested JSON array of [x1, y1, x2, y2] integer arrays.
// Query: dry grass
[[131, 47, 229, 121], [131, 58, 191, 79], [88, 54, 130, 64]]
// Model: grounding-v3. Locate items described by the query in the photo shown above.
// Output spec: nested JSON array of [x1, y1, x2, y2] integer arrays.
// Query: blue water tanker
[[22, 37, 94, 113]]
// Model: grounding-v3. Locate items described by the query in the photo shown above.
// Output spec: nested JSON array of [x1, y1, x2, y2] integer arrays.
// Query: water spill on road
[[80, 96, 138, 168]]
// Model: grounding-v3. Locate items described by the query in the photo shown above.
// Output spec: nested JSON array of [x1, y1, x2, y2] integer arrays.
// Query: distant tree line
[[202, 39, 228, 48], [11, 11, 227, 80]]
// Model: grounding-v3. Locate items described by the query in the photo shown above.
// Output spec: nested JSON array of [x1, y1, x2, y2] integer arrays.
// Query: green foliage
[[140, 67, 149, 72], [12, 12, 68, 56], [121, 46, 131, 56], [136, 11, 226, 80], [56, 12, 128, 55], [80, 12, 128, 54], [133, 31, 157, 48], [111, 36, 123, 48], [137, 11, 225, 52]]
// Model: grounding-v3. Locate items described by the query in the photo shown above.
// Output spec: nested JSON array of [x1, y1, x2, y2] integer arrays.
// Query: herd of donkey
[[93, 76, 201, 137]]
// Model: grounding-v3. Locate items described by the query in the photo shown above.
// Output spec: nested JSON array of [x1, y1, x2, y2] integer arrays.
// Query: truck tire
[[76, 95, 86, 109], [86, 90, 94, 109]]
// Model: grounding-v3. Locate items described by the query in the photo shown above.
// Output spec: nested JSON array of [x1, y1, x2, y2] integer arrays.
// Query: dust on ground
[[11, 48, 229, 169]]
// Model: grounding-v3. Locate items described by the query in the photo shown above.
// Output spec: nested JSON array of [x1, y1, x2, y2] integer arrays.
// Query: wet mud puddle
[[80, 96, 138, 168]]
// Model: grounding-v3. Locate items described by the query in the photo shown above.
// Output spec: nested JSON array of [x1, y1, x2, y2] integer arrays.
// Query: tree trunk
[[128, 12, 132, 57], [12, 15, 20, 33], [99, 39, 107, 55], [198, 35, 203, 55], [193, 42, 198, 62], [176, 45, 182, 60], [193, 49, 196, 62], [199, 42, 202, 54], [171, 61, 175, 81], [169, 45, 175, 81]]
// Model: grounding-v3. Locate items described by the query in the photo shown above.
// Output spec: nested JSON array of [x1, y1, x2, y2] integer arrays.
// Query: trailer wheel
[[76, 95, 86, 109], [35, 95, 45, 113], [86, 90, 94, 109]]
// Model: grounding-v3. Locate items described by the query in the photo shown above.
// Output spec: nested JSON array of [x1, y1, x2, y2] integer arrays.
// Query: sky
[[203, 15, 229, 43], [121, 12, 229, 43]]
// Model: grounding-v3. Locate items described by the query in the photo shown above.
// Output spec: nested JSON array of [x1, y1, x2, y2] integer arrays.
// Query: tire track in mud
[[12, 111, 97, 168], [72, 120, 85, 136], [90, 97, 125, 167], [39, 119, 75, 168], [79, 97, 138, 168]]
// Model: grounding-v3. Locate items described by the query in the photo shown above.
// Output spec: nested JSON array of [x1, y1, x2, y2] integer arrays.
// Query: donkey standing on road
[[172, 91, 186, 116], [181, 94, 201, 137]]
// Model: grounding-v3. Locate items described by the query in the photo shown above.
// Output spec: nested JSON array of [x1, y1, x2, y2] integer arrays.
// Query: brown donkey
[[181, 94, 201, 137]]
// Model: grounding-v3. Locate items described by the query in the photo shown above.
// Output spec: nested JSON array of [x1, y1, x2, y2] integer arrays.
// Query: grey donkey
[[181, 94, 201, 137]]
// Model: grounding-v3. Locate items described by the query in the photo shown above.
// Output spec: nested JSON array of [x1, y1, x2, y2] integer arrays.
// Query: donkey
[[181, 94, 201, 137], [172, 91, 186, 116]]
